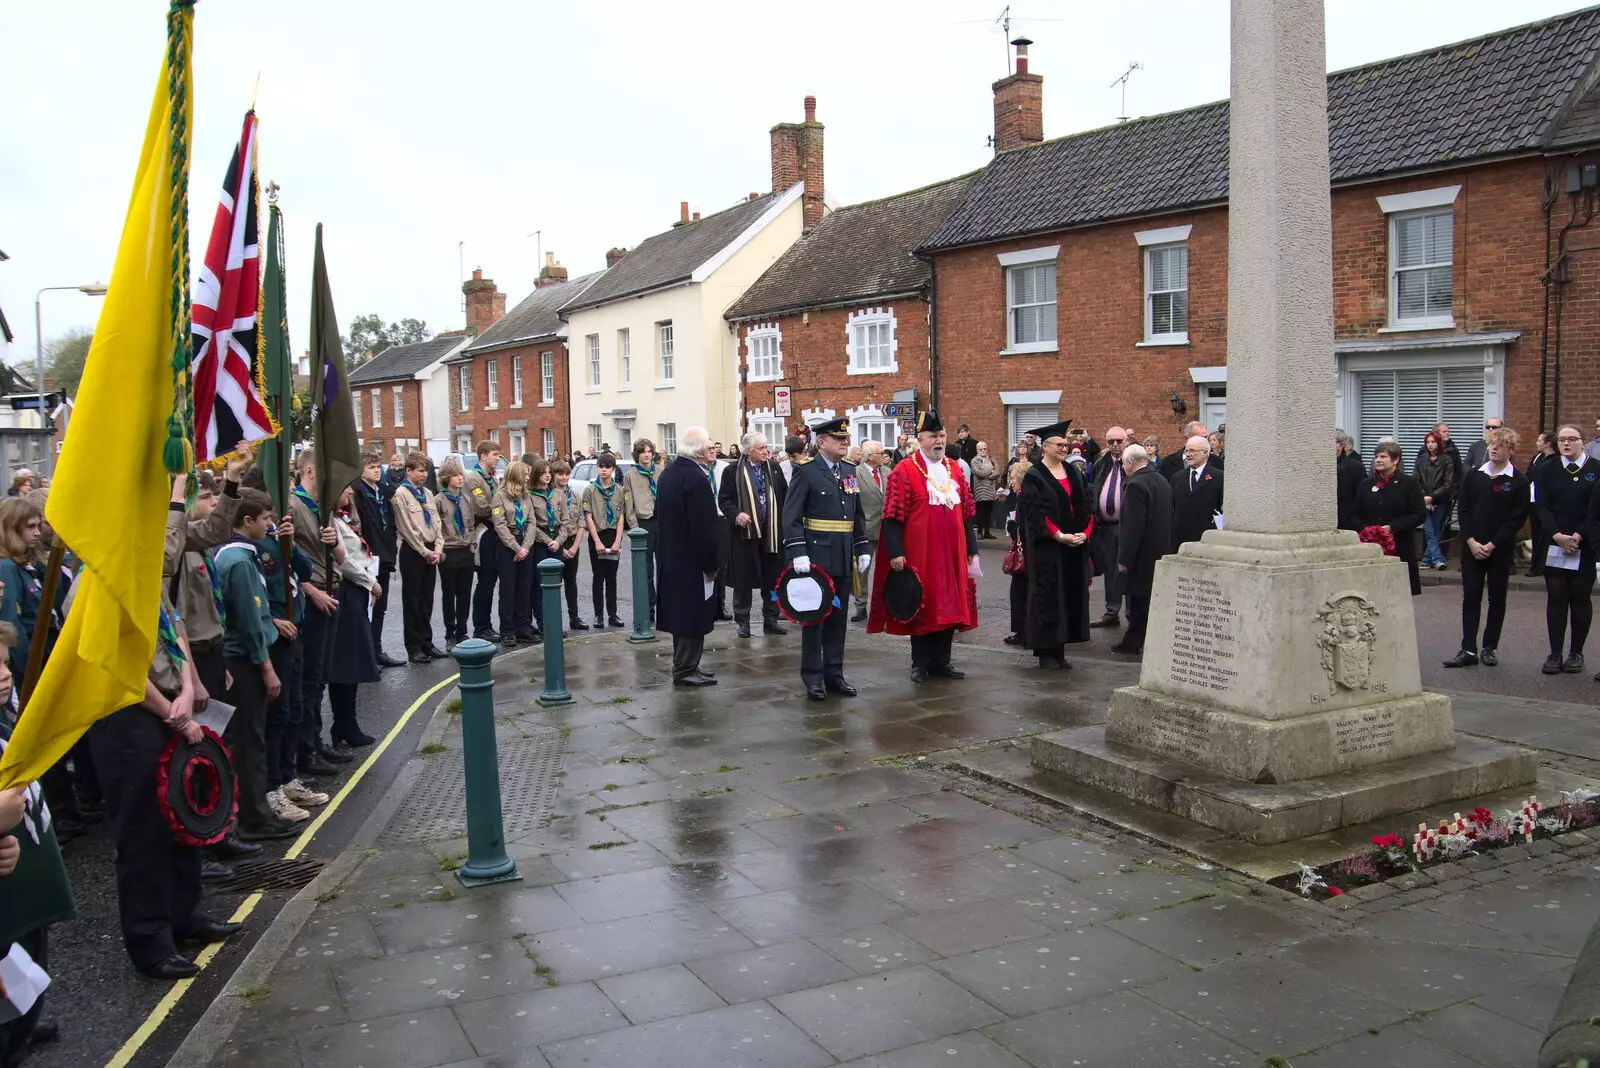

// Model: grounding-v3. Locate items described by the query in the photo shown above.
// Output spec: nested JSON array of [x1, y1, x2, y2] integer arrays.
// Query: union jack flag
[[190, 110, 276, 463]]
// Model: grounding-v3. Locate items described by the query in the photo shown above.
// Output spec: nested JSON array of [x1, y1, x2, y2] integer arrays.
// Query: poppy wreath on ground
[[1358, 525, 1396, 556], [156, 725, 238, 847]]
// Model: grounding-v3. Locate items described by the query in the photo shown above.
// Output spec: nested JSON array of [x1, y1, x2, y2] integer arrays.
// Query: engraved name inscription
[[1147, 706, 1212, 763], [1334, 706, 1397, 758], [1167, 576, 1240, 694]]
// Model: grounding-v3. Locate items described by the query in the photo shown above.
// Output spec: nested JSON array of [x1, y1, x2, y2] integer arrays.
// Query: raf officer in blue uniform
[[782, 416, 872, 701]]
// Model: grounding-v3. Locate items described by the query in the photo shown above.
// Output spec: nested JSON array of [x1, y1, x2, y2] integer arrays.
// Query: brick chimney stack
[[770, 96, 825, 232], [535, 251, 569, 289], [992, 37, 1043, 153], [674, 201, 690, 228], [605, 247, 629, 268], [463, 268, 506, 335]]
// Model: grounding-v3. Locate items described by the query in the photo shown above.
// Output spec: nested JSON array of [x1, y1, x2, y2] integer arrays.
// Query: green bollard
[[536, 557, 574, 707], [451, 638, 521, 888], [626, 526, 656, 644]]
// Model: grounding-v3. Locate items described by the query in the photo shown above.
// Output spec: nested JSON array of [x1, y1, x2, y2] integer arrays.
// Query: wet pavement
[[179, 623, 1594, 1068]]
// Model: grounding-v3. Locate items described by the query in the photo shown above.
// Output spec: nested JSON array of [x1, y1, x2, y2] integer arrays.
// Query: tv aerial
[[1111, 61, 1144, 122]]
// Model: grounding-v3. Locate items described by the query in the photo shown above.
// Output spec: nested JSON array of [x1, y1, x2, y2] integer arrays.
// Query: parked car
[[568, 457, 732, 509], [442, 452, 506, 480]]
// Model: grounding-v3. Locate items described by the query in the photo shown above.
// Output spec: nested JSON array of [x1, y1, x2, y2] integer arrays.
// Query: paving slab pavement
[[173, 629, 1600, 1067]]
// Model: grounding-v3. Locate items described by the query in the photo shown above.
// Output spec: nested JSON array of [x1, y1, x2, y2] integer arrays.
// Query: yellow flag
[[0, 5, 193, 790]]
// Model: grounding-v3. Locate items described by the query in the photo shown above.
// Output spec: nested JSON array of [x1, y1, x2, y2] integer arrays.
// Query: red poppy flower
[[1327, 887, 1345, 897]]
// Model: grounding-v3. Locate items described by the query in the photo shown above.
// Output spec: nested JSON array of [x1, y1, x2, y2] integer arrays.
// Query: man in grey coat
[[853, 440, 890, 620]]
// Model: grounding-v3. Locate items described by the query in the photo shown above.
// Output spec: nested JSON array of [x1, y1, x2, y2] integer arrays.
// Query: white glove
[[857, 554, 872, 573], [792, 555, 811, 574]]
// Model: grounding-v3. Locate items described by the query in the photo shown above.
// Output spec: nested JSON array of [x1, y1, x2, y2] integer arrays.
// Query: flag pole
[[16, 542, 66, 718]]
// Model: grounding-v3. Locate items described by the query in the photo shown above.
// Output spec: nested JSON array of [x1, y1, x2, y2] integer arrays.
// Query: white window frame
[[455, 433, 471, 453], [618, 328, 631, 389], [457, 365, 471, 411], [1385, 207, 1456, 330], [746, 407, 785, 449], [998, 245, 1059, 355], [509, 430, 525, 458], [485, 359, 499, 409], [354, 393, 363, 432], [370, 388, 382, 429], [538, 351, 554, 405], [745, 323, 783, 382], [848, 406, 898, 449], [845, 307, 898, 375], [588, 423, 603, 454], [392, 385, 404, 426], [587, 334, 601, 391], [658, 422, 677, 457], [511, 355, 524, 407], [1140, 236, 1190, 345], [657, 321, 675, 385], [543, 429, 557, 457]]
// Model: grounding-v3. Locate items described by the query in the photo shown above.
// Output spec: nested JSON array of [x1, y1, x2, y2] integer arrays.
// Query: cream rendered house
[[560, 187, 806, 454]]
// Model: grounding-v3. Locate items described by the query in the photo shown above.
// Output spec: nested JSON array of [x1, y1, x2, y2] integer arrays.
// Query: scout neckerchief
[[403, 482, 434, 529], [443, 489, 466, 534], [292, 485, 320, 520], [593, 479, 618, 528], [202, 550, 226, 627], [157, 605, 187, 671], [700, 460, 717, 491], [336, 509, 371, 557], [474, 463, 498, 493], [511, 496, 527, 534], [636, 459, 659, 502], [263, 523, 301, 604], [532, 485, 557, 531], [358, 480, 389, 532]]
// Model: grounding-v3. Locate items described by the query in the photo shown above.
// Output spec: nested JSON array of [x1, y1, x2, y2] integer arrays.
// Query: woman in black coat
[[1348, 442, 1428, 596], [655, 435, 721, 685], [1019, 432, 1093, 669], [1541, 425, 1600, 673]]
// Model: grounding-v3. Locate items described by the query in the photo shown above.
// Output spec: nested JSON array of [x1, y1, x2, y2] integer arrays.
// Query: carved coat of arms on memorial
[[1315, 592, 1379, 694]]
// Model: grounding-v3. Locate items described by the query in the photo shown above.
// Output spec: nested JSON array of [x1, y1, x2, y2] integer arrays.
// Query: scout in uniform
[[464, 441, 504, 640], [492, 461, 541, 646], [781, 416, 871, 701], [583, 453, 627, 627], [623, 439, 663, 618], [391, 450, 445, 662], [434, 458, 477, 646], [550, 460, 590, 631], [288, 448, 349, 770]]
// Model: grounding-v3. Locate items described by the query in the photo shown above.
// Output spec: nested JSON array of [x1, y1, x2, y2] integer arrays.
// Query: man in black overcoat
[[655, 427, 721, 686], [1170, 434, 1224, 548], [719, 431, 789, 638], [1113, 444, 1173, 656]]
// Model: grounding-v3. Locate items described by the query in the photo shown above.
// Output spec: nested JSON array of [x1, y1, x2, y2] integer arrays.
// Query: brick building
[[725, 173, 976, 448], [917, 10, 1600, 459], [446, 259, 599, 459], [348, 331, 470, 459]]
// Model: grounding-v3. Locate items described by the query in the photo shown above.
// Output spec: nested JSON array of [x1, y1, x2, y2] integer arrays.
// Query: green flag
[[259, 199, 292, 517], [309, 223, 361, 518]]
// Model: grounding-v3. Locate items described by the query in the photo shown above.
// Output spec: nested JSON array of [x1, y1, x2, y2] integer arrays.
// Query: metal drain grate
[[209, 858, 325, 893], [380, 729, 566, 845]]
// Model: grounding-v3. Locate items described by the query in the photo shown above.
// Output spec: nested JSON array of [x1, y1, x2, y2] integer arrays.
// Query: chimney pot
[[749, 191, 760, 201], [606, 247, 629, 268], [804, 95, 816, 123], [680, 201, 690, 224], [1011, 35, 1032, 75], [544, 251, 555, 267], [692, 211, 700, 221], [472, 267, 483, 281]]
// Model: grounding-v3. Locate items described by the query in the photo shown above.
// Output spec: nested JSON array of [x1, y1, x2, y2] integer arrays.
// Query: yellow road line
[[103, 673, 460, 1068]]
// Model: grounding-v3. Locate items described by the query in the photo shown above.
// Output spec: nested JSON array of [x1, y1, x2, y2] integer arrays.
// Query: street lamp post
[[34, 283, 107, 473]]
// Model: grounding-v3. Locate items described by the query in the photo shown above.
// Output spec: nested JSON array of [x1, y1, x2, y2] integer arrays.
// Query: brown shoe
[[1089, 615, 1121, 629]]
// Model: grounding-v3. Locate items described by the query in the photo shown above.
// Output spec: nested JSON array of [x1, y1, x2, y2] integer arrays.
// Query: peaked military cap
[[810, 415, 850, 439]]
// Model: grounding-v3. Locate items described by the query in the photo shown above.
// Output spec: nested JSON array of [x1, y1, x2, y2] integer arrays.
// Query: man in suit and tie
[[1089, 426, 1131, 629], [853, 440, 890, 620], [1170, 435, 1224, 548], [1113, 444, 1173, 656]]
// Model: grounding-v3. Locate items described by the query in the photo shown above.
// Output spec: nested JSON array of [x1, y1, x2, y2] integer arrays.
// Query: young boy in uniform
[[391, 451, 445, 662]]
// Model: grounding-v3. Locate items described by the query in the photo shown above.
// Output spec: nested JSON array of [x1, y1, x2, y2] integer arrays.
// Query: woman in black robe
[[1019, 423, 1094, 669]]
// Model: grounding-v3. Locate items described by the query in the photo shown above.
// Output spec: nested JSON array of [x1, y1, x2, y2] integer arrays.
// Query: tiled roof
[[725, 174, 979, 322], [461, 271, 603, 356], [561, 192, 786, 314], [921, 7, 1600, 253], [348, 334, 468, 385]]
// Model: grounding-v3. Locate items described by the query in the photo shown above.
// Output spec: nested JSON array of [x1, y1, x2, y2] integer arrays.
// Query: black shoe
[[1543, 654, 1564, 674], [503, 636, 520, 649], [320, 746, 354, 764], [419, 645, 445, 659], [825, 679, 858, 697], [764, 622, 789, 636], [1039, 655, 1072, 670], [200, 858, 233, 880], [376, 651, 406, 668], [519, 631, 543, 645], [1564, 654, 1586, 674], [1109, 642, 1140, 655], [569, 620, 591, 631], [298, 756, 338, 777], [851, 607, 868, 622], [179, 916, 243, 943], [68, 808, 105, 825], [208, 832, 262, 859], [1480, 649, 1499, 666], [806, 684, 826, 701], [475, 628, 502, 642], [1004, 633, 1024, 645], [674, 673, 717, 687], [410, 651, 432, 664], [236, 819, 299, 841], [333, 729, 376, 748], [139, 953, 200, 981], [981, 533, 998, 540], [929, 665, 966, 679], [608, 616, 625, 628], [1090, 615, 1121, 629], [53, 818, 86, 842], [736, 625, 753, 638], [1443, 649, 1478, 668], [28, 1020, 59, 1046], [910, 667, 929, 683]]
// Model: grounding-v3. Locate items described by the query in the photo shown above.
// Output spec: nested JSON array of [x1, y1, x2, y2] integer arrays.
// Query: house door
[[1199, 384, 1227, 431]]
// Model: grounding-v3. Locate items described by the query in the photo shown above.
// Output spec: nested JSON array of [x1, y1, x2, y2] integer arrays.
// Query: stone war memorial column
[[1031, 0, 1534, 844]]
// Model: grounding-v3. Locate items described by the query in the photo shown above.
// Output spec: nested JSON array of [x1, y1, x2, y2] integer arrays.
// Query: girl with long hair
[[492, 461, 540, 647]]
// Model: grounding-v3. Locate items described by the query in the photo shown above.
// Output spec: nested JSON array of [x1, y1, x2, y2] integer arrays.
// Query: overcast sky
[[0, 1, 1585, 368]]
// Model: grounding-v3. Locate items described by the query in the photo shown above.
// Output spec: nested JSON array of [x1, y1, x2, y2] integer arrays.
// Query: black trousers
[[1125, 593, 1152, 651], [398, 544, 437, 654], [87, 704, 203, 968], [1460, 548, 1513, 652], [223, 654, 275, 827], [472, 530, 500, 634], [189, 640, 227, 704], [672, 634, 705, 679], [559, 543, 582, 623], [800, 568, 849, 686], [328, 682, 364, 740], [371, 560, 395, 651], [1097, 523, 1124, 616], [0, 926, 46, 1060], [440, 546, 474, 639], [1545, 559, 1597, 657], [910, 628, 956, 670], [497, 542, 538, 637], [298, 598, 338, 759], [266, 636, 302, 789], [590, 529, 620, 620]]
